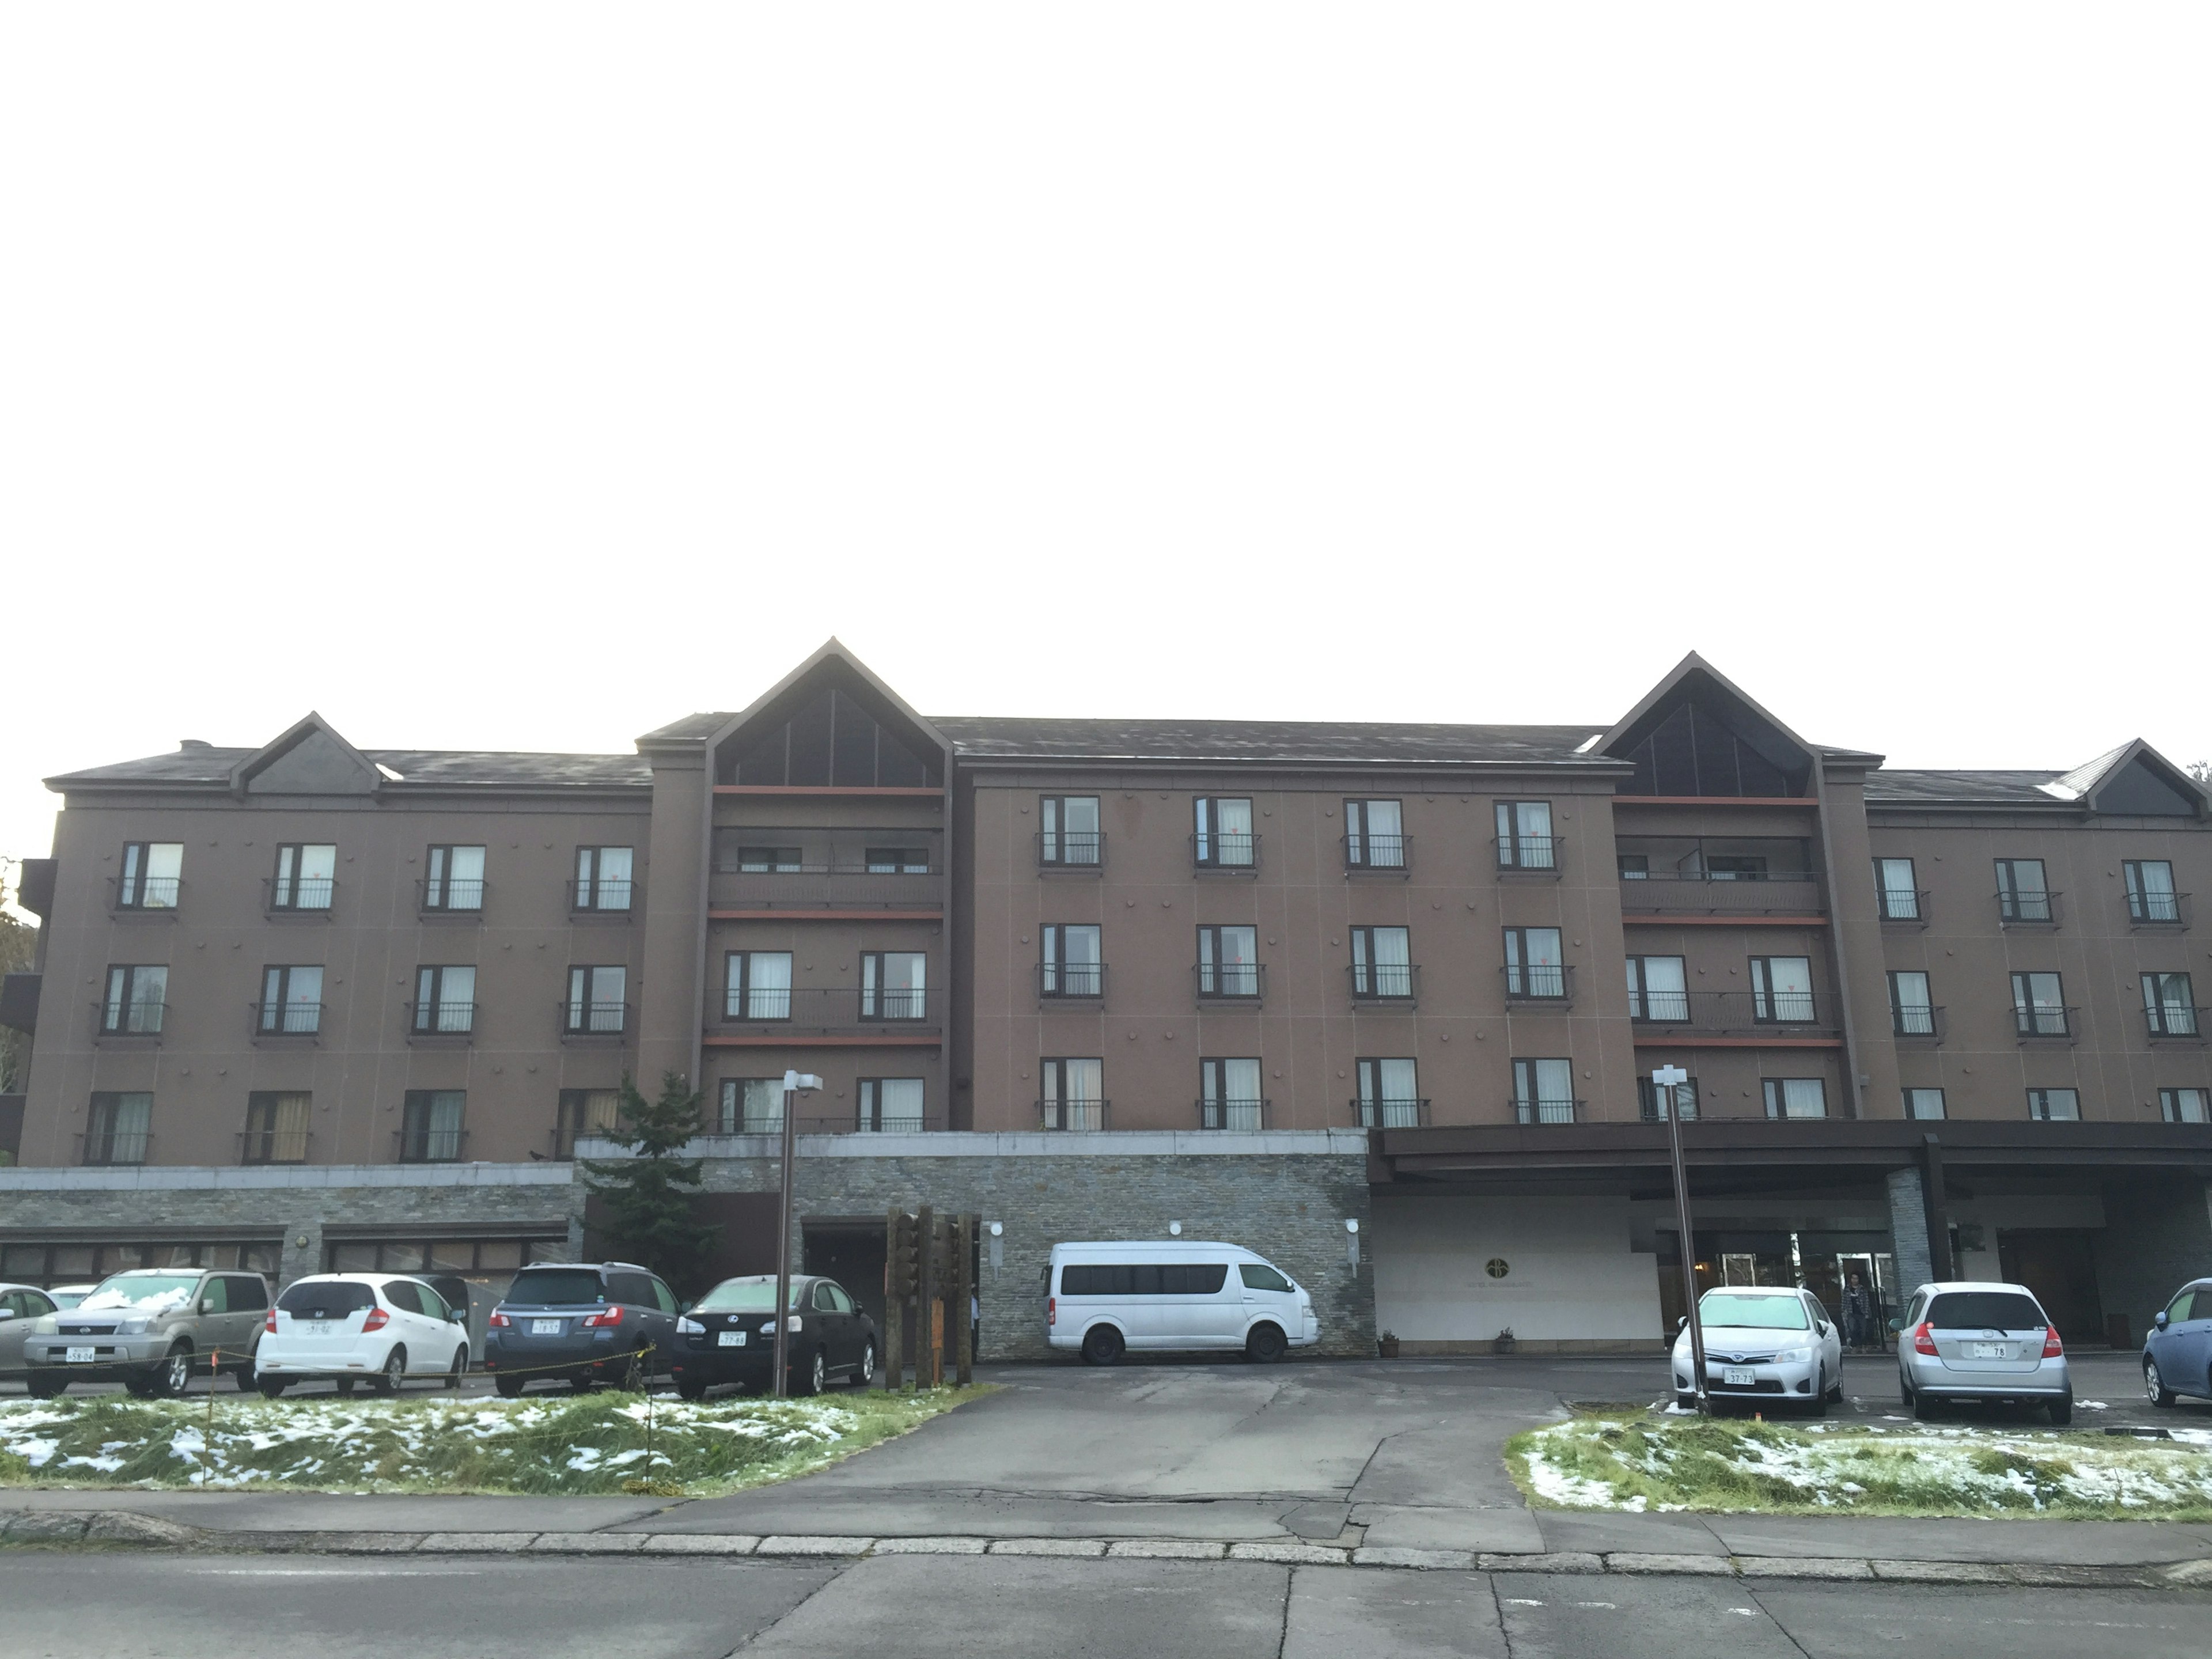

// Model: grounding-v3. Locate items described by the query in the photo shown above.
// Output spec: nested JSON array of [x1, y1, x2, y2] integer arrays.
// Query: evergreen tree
[[580, 1070, 718, 1294]]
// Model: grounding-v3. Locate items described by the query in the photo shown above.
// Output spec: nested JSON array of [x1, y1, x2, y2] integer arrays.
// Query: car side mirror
[[1676, 1315, 1688, 1331], [1817, 1321, 1830, 1336], [1887, 1317, 1904, 1334], [452, 1308, 468, 1323], [2156, 1310, 2171, 1331], [200, 1298, 215, 1315], [0, 1309, 14, 1323]]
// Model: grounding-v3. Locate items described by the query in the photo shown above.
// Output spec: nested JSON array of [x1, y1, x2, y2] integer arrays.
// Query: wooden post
[[954, 1213, 974, 1385], [882, 1206, 904, 1392], [914, 1203, 933, 1393]]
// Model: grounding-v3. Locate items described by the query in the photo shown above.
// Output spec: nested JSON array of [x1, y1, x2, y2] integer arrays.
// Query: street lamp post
[[771, 1069, 823, 1397], [1654, 1064, 1710, 1414]]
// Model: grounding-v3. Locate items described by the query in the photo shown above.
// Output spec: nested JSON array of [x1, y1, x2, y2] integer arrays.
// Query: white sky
[[4, 6, 2208, 875]]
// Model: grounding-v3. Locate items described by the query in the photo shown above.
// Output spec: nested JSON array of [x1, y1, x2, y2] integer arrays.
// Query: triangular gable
[[708, 639, 949, 787], [1595, 653, 1820, 798], [2044, 740, 2208, 817], [229, 713, 381, 798]]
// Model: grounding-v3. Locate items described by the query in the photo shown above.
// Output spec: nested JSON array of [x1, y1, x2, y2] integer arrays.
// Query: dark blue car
[[484, 1262, 682, 1396], [2142, 1278, 2212, 1406]]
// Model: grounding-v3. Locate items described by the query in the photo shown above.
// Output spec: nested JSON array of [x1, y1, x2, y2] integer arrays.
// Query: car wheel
[[27, 1374, 65, 1400], [446, 1347, 468, 1389], [1911, 1386, 1937, 1421], [800, 1347, 826, 1397], [1081, 1325, 1124, 1366], [372, 1347, 407, 1396], [2145, 1357, 2177, 1408], [1674, 1391, 1697, 1412], [1827, 1373, 1845, 1404], [258, 1376, 289, 1399], [494, 1373, 525, 1399], [676, 1374, 708, 1402], [853, 1340, 876, 1388], [157, 1345, 195, 1399], [1245, 1323, 1288, 1364], [1807, 1371, 1829, 1418], [2047, 1391, 2073, 1427], [336, 1377, 357, 1396]]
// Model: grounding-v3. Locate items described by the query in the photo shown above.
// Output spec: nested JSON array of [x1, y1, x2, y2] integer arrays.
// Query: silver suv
[[1896, 1280, 2073, 1424], [26, 1267, 270, 1397]]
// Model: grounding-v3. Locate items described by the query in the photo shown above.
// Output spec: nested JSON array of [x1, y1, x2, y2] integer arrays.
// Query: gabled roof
[[228, 712, 382, 798], [671, 638, 953, 764], [2039, 738, 2207, 815], [50, 743, 650, 794], [1595, 651, 1836, 770], [931, 717, 1616, 768]]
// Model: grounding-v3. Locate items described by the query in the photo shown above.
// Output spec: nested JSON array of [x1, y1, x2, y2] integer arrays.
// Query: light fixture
[[1168, 1221, 1182, 1236]]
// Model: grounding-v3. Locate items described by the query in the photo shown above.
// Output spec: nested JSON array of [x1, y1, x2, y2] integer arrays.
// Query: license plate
[[65, 1346, 96, 1363], [309, 1323, 331, 1336], [531, 1319, 563, 1335], [718, 1331, 747, 1347], [1724, 1366, 1756, 1387], [1971, 1343, 2006, 1359]]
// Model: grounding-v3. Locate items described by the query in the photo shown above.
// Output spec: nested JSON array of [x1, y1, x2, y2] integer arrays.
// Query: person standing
[[1843, 1271, 1874, 1349]]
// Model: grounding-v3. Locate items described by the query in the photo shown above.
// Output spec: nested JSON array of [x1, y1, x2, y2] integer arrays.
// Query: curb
[[0, 1512, 2200, 1590]]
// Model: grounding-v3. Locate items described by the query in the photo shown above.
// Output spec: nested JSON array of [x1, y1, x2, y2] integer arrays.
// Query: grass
[[0, 1385, 989, 1497], [1506, 1408, 2212, 1521]]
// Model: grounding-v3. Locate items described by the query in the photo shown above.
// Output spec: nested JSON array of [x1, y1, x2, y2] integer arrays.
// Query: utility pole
[[770, 1070, 822, 1398], [1655, 1064, 1709, 1414]]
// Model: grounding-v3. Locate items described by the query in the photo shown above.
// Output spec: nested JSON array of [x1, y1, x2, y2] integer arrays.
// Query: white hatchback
[[255, 1274, 471, 1396]]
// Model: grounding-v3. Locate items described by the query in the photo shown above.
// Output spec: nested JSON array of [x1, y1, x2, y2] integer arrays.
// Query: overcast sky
[[3, 7, 2207, 878]]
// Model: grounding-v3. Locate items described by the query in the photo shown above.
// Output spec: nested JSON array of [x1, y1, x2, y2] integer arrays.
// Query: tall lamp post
[[1654, 1064, 1710, 1414], [771, 1069, 824, 1397]]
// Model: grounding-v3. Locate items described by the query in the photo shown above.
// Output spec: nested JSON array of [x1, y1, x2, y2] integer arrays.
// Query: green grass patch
[[0, 1386, 989, 1497], [1506, 1411, 2212, 1521]]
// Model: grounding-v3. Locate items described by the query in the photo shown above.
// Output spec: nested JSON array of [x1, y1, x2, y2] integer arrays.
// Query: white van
[[1045, 1240, 1319, 1364]]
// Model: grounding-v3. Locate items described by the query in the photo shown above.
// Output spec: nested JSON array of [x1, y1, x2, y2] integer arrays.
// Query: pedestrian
[[1843, 1271, 1873, 1349]]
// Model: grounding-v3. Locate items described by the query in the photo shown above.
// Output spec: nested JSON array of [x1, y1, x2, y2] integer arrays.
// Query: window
[[1618, 853, 1650, 880], [1904, 1087, 1947, 1121], [717, 1078, 782, 1135], [1040, 797, 1101, 866], [1512, 1057, 1575, 1124], [575, 846, 634, 910], [84, 1092, 151, 1165], [1626, 956, 1688, 1021], [2161, 1088, 2210, 1124], [412, 965, 476, 1034], [1194, 797, 1256, 868], [2126, 860, 2180, 923], [1040, 925, 1103, 997], [243, 1092, 310, 1164], [864, 846, 930, 873], [721, 842, 802, 872], [556, 1089, 623, 1155], [1355, 1057, 1421, 1127], [271, 844, 336, 911], [1637, 1075, 1698, 1122], [725, 952, 793, 1019], [424, 845, 485, 911], [400, 1090, 466, 1161], [1349, 926, 1413, 998], [1346, 800, 1406, 869], [2143, 972, 2199, 1037], [1197, 926, 1260, 997], [1503, 928, 1565, 998], [2010, 971, 2069, 1038], [258, 965, 323, 1035], [1887, 970, 1934, 1037], [1200, 1057, 1263, 1130], [1495, 801, 1555, 870], [1060, 1263, 1232, 1296], [858, 1077, 925, 1133], [1762, 1078, 1828, 1119], [1239, 1262, 1292, 1294], [1874, 857, 1919, 921], [101, 965, 168, 1035], [1995, 858, 2051, 923], [1704, 854, 1768, 881], [2027, 1088, 2081, 1122], [1040, 1058, 1104, 1131], [1750, 957, 1815, 1022], [566, 965, 628, 1033], [117, 842, 182, 909], [861, 952, 927, 1020]]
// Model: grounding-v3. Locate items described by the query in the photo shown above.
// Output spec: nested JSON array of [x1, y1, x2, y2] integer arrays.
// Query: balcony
[[417, 878, 486, 919], [1197, 1098, 1270, 1131], [1891, 1003, 1946, 1045], [1037, 830, 1106, 872], [1037, 962, 1107, 1005], [569, 877, 639, 916], [238, 1128, 312, 1166], [406, 1001, 476, 1042], [1349, 962, 1421, 1006], [1190, 832, 1261, 875], [1345, 835, 1411, 876], [1194, 962, 1266, 1006], [1877, 887, 1930, 929], [1512, 1097, 1583, 1124], [1997, 890, 2062, 929], [263, 877, 336, 918], [715, 986, 942, 1040], [93, 1001, 166, 1043], [77, 1130, 150, 1166], [1039, 1099, 1110, 1131], [2128, 891, 2191, 929], [1618, 872, 1825, 919], [1495, 835, 1563, 876], [561, 1001, 631, 1041], [2012, 1003, 2078, 1044], [1628, 989, 1841, 1041], [1501, 963, 1574, 1006], [711, 828, 942, 910], [108, 876, 182, 915], [396, 1127, 469, 1164], [2146, 1005, 2207, 1043], [1355, 1097, 1430, 1128], [251, 1002, 323, 1041]]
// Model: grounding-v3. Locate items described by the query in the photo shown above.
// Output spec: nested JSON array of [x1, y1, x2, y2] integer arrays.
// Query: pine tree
[[580, 1070, 718, 1294]]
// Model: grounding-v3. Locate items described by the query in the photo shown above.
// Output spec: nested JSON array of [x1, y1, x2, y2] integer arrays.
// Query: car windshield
[[1927, 1291, 2046, 1331], [277, 1281, 377, 1317], [502, 1270, 608, 1306], [694, 1278, 803, 1312], [79, 1274, 200, 1312], [51, 1290, 88, 1308], [1699, 1292, 1809, 1330]]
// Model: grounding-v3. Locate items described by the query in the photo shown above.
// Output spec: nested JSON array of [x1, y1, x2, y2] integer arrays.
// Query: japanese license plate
[[65, 1346, 96, 1363], [718, 1331, 747, 1347], [1724, 1366, 1756, 1387], [532, 1319, 563, 1335], [309, 1323, 330, 1336], [1971, 1343, 2006, 1359]]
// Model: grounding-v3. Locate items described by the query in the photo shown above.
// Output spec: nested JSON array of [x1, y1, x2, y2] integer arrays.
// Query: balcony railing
[[108, 877, 181, 913], [238, 1128, 312, 1165], [264, 877, 336, 916], [2011, 1003, 2078, 1042], [406, 1001, 477, 1039], [1512, 1097, 1583, 1124], [1617, 873, 1825, 917], [95, 1001, 167, 1037], [1877, 888, 1930, 926], [2128, 891, 2191, 928], [78, 1130, 151, 1166], [1345, 835, 1411, 874], [569, 877, 638, 914], [396, 1127, 469, 1164], [1997, 890, 2062, 927], [1198, 1098, 1269, 1131], [1349, 963, 1420, 1004], [2146, 1005, 2207, 1042], [1194, 962, 1266, 1003], [709, 866, 938, 911], [1628, 989, 1840, 1039], [716, 986, 941, 1036], [1037, 962, 1107, 1002], [1036, 831, 1105, 870], [418, 878, 486, 916], [1891, 1003, 1946, 1043], [561, 1001, 631, 1039], [1495, 835, 1563, 874], [1501, 963, 1573, 1004], [1191, 832, 1261, 873], [1038, 1099, 1110, 1131], [1355, 1097, 1430, 1128], [252, 1001, 323, 1038]]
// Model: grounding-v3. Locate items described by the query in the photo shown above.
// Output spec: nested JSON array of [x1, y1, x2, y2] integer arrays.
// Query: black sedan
[[671, 1274, 877, 1399]]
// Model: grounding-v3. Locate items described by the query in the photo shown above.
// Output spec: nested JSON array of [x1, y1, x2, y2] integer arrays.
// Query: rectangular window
[[565, 965, 628, 1033], [1197, 925, 1261, 997], [1040, 797, 1102, 866], [2143, 972, 2199, 1037], [271, 844, 336, 911], [1904, 1087, 1948, 1121], [400, 1090, 467, 1161], [1346, 800, 1406, 869], [1995, 858, 2051, 923], [85, 1092, 151, 1165], [717, 1078, 782, 1135], [258, 965, 324, 1034], [864, 845, 930, 873], [1887, 969, 1934, 1037], [2027, 1088, 2081, 1122], [1194, 797, 1256, 868], [719, 842, 802, 873], [1200, 1057, 1263, 1131], [412, 965, 477, 1034], [1355, 1057, 1421, 1127], [1040, 924, 1103, 997], [117, 842, 183, 909], [2010, 971, 2069, 1038], [1495, 801, 1555, 870], [101, 965, 168, 1035], [1618, 853, 1650, 880], [243, 1092, 311, 1164], [1762, 1078, 1828, 1120], [1637, 1075, 1698, 1122], [1040, 1058, 1105, 1131], [1750, 956, 1816, 1022], [424, 844, 486, 911], [1512, 1057, 1575, 1124], [861, 952, 927, 1020], [1503, 928, 1565, 998], [1874, 857, 1919, 920], [1350, 926, 1414, 998], [724, 952, 793, 1020], [858, 1077, 925, 1134], [556, 1088, 624, 1155], [575, 846, 634, 910], [2125, 860, 2180, 923], [1704, 854, 1768, 881], [2161, 1088, 2210, 1124]]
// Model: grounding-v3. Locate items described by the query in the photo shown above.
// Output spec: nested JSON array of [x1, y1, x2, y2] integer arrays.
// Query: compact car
[[2141, 1277, 2212, 1407], [1672, 1285, 1845, 1414], [24, 1267, 268, 1396], [670, 1274, 877, 1399], [255, 1273, 471, 1395], [0, 1283, 60, 1381], [483, 1262, 682, 1396], [47, 1286, 95, 1310], [1896, 1280, 2071, 1423]]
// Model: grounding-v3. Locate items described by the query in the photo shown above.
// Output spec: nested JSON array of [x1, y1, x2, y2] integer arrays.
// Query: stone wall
[[2093, 1176, 2212, 1349]]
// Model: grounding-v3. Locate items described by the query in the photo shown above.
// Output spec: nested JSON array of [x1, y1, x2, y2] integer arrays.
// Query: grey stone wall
[[1885, 1168, 1933, 1293], [2093, 1177, 2212, 1349]]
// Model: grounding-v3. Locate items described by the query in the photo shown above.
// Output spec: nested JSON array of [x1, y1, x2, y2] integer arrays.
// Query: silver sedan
[[1673, 1286, 1845, 1415]]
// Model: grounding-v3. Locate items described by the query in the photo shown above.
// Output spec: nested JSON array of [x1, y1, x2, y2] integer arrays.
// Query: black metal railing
[[2011, 1003, 2077, 1041], [1198, 1098, 1269, 1131], [406, 1001, 477, 1037], [1512, 1097, 1583, 1124], [1501, 963, 1573, 1003], [418, 878, 486, 915], [1038, 1099, 1110, 1131], [238, 1129, 312, 1165], [396, 1127, 469, 1164], [2146, 1005, 2207, 1041], [709, 866, 937, 910], [1195, 962, 1266, 1002], [1877, 888, 1930, 925], [1349, 962, 1420, 1003], [569, 878, 638, 914], [1628, 989, 1840, 1039], [715, 986, 942, 1035], [264, 877, 336, 915], [1191, 832, 1261, 872], [252, 1001, 323, 1037], [1354, 1097, 1430, 1128], [1345, 835, 1411, 873], [109, 876, 181, 912], [1037, 961, 1107, 1001], [1618, 873, 1825, 917], [96, 1001, 167, 1037], [77, 1130, 151, 1166], [1997, 889, 2061, 926], [2128, 891, 2190, 927], [561, 1001, 631, 1037], [1036, 831, 1105, 870], [1892, 1003, 1946, 1043], [1495, 835, 1562, 873]]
